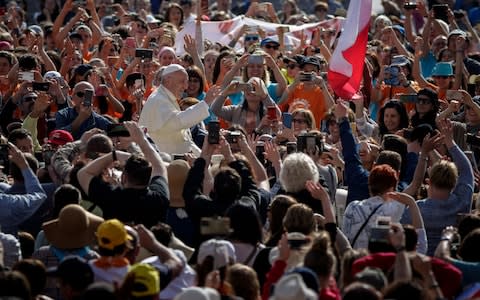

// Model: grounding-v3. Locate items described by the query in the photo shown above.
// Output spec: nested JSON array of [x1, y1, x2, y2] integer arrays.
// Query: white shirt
[[342, 196, 405, 249], [139, 85, 209, 156]]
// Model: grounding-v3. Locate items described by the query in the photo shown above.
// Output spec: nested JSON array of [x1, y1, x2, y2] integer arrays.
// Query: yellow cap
[[129, 263, 160, 297], [96, 219, 131, 250]]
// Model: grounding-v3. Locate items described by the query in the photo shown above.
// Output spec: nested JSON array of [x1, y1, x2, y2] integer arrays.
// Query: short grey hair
[[280, 153, 319, 193]]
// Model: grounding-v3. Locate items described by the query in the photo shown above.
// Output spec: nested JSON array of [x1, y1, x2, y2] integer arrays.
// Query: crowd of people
[[1, 0, 480, 299]]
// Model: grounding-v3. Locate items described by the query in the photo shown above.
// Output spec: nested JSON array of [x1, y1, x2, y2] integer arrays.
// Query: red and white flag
[[327, 0, 372, 99]]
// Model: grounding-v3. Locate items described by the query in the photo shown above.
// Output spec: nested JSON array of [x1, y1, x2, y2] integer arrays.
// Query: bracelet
[[112, 150, 118, 161]]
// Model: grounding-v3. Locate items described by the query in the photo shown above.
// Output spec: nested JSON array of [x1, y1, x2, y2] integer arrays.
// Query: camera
[[172, 154, 187, 161], [299, 71, 315, 82], [369, 216, 391, 244], [226, 131, 241, 144], [403, 1, 417, 9], [32, 82, 50, 92], [286, 142, 297, 154], [466, 133, 480, 147], [256, 142, 265, 163], [287, 232, 310, 250], [248, 54, 264, 65], [135, 48, 154, 60], [200, 217, 232, 236]]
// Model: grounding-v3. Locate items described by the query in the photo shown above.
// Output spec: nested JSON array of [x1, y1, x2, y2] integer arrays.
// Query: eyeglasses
[[287, 64, 297, 69], [264, 44, 279, 50], [75, 91, 85, 98], [417, 97, 432, 104], [292, 118, 307, 124], [245, 35, 259, 42]]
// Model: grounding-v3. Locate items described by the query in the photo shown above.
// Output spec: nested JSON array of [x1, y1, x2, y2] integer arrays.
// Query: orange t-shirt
[[380, 82, 421, 113], [281, 84, 326, 128]]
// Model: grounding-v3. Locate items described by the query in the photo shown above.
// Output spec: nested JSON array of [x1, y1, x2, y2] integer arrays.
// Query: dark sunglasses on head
[[245, 35, 259, 42], [264, 44, 279, 50]]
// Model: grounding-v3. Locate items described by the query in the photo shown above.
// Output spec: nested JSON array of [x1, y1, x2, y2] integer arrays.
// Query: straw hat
[[43, 204, 104, 249]]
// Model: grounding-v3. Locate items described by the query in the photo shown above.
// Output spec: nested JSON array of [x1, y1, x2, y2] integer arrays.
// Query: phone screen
[[282, 112, 292, 129], [83, 89, 93, 107], [208, 121, 220, 144]]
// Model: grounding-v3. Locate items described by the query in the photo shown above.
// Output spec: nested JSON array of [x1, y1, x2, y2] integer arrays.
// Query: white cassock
[[139, 85, 209, 156]]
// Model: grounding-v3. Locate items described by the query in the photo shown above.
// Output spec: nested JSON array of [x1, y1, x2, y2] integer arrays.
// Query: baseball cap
[[128, 263, 160, 297], [448, 29, 467, 39], [48, 256, 94, 290], [47, 130, 74, 146], [261, 37, 280, 47], [354, 267, 387, 291], [197, 239, 236, 269], [175, 287, 220, 300], [392, 25, 405, 37], [162, 63, 186, 76], [96, 219, 132, 250], [301, 56, 321, 68], [391, 55, 410, 67], [74, 64, 93, 77]]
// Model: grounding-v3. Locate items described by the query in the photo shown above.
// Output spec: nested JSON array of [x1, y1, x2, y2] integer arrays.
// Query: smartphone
[[299, 72, 314, 82], [83, 89, 93, 107], [306, 136, 316, 153], [173, 154, 187, 161], [32, 82, 50, 92], [125, 37, 136, 48], [248, 54, 264, 65], [454, 10, 465, 19], [446, 90, 463, 101], [282, 112, 292, 129], [256, 142, 265, 162], [208, 121, 220, 144], [399, 94, 418, 103], [135, 48, 154, 60], [19, 71, 34, 82], [286, 142, 297, 154], [226, 131, 241, 144], [465, 151, 478, 171], [267, 106, 277, 120], [433, 4, 449, 23], [134, 79, 144, 89], [403, 1, 417, 9]]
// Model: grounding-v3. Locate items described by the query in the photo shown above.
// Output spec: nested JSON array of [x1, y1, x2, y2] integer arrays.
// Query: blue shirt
[[55, 107, 112, 140], [0, 168, 46, 235], [401, 145, 474, 256]]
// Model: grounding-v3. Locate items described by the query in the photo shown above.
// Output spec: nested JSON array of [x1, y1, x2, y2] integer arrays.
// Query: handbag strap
[[351, 203, 384, 247], [243, 243, 259, 265]]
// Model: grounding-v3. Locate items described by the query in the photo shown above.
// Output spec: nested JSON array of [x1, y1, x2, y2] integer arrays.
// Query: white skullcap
[[162, 64, 187, 76]]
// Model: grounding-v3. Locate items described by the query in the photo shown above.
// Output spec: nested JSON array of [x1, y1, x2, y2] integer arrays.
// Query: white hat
[[269, 274, 317, 300], [197, 239, 236, 269], [162, 63, 186, 76], [174, 287, 220, 300]]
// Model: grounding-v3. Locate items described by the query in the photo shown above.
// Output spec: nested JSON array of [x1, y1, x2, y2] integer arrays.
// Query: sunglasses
[[264, 44, 279, 50], [417, 97, 432, 104], [245, 35, 259, 42], [292, 118, 307, 124], [76, 91, 85, 98]]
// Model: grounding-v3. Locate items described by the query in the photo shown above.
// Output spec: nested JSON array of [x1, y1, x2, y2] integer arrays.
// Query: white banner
[[174, 16, 343, 55]]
